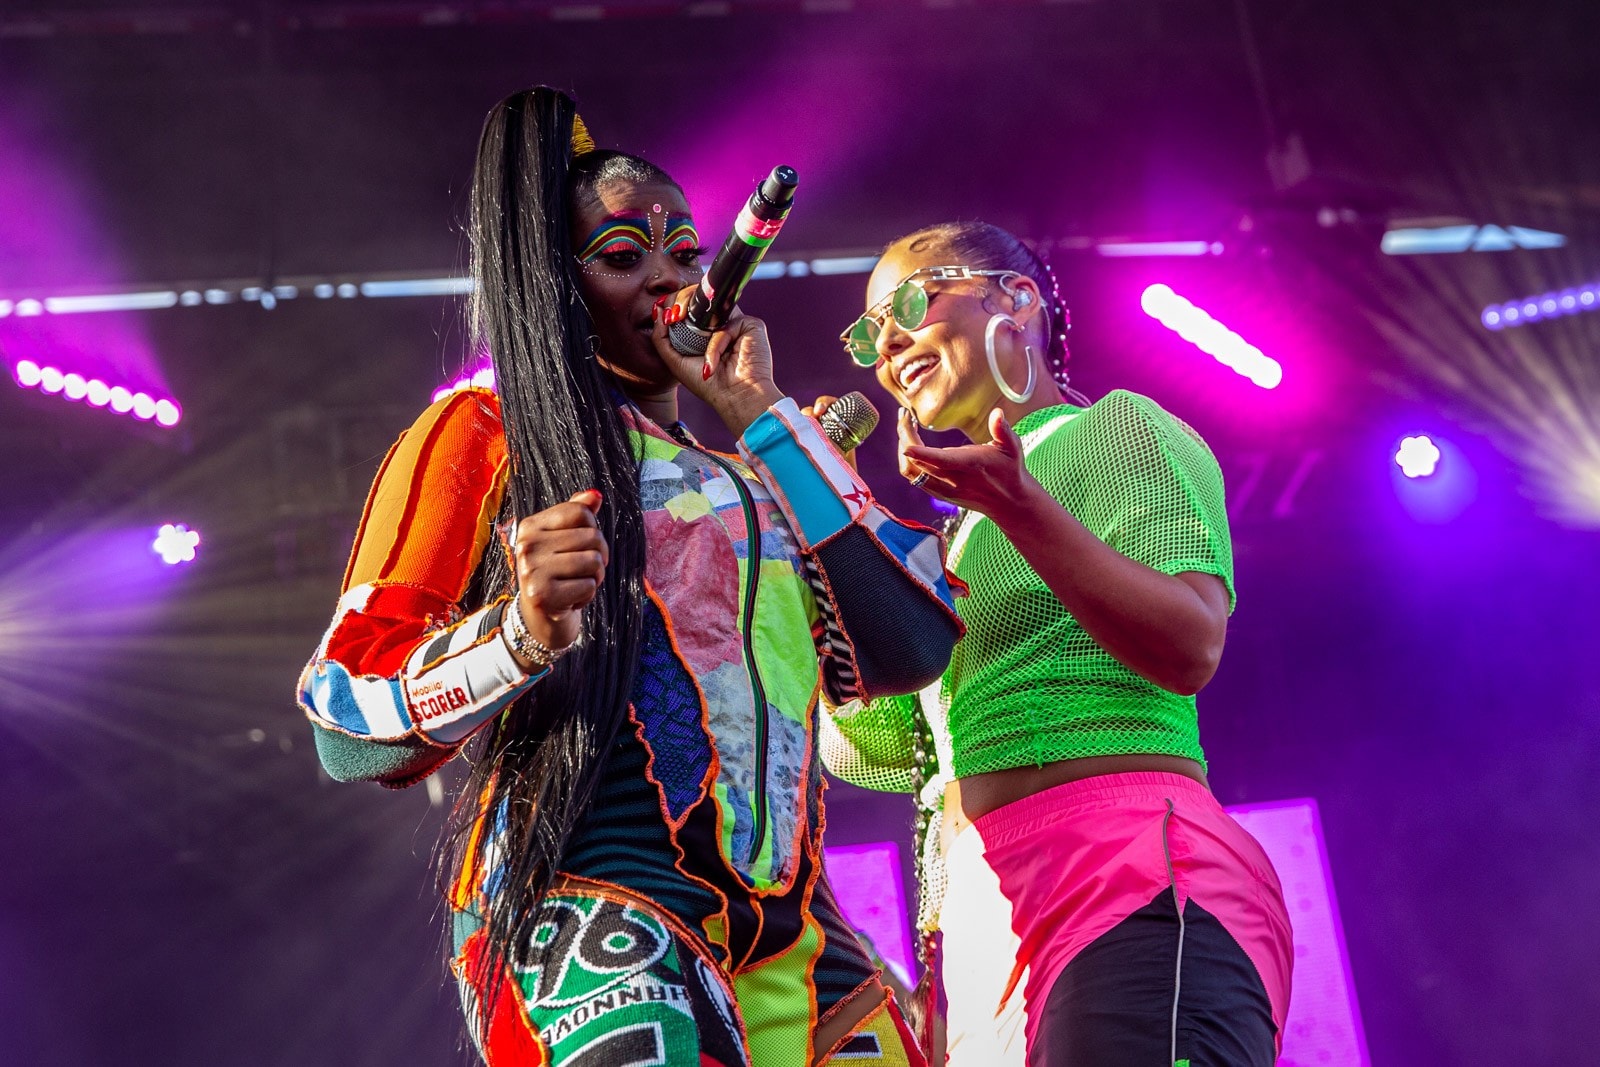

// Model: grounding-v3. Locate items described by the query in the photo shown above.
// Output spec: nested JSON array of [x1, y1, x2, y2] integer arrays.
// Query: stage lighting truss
[[1480, 283, 1600, 330]]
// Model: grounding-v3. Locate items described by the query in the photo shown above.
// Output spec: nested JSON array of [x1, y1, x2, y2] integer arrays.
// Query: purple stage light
[[434, 362, 495, 402], [1395, 435, 1442, 478], [152, 523, 200, 565], [11, 359, 182, 426], [1484, 281, 1600, 329], [1140, 284, 1283, 388]]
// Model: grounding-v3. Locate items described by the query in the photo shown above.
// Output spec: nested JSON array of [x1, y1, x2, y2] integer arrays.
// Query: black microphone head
[[760, 166, 799, 207], [818, 391, 880, 454]]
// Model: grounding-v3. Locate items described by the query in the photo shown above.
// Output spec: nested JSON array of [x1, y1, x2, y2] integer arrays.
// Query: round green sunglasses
[[840, 265, 1021, 366]]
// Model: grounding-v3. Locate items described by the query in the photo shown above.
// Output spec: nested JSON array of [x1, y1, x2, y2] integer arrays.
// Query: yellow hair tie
[[571, 113, 596, 158]]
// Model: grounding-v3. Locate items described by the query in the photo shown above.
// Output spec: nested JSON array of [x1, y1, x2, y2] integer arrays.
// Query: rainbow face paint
[[576, 207, 703, 279], [577, 213, 653, 264], [663, 214, 700, 255]]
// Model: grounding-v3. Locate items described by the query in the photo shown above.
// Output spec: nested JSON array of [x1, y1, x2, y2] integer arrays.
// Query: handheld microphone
[[818, 391, 879, 454], [668, 165, 798, 357]]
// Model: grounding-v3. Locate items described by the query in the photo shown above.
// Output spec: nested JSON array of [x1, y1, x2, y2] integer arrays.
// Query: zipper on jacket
[[669, 427, 770, 868]]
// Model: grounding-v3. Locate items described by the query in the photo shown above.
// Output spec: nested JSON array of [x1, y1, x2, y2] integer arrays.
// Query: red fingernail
[[654, 294, 670, 309], [701, 363, 712, 381], [666, 305, 683, 325]]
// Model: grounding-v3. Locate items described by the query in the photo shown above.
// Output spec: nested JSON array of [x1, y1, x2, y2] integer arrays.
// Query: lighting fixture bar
[[1140, 284, 1282, 389]]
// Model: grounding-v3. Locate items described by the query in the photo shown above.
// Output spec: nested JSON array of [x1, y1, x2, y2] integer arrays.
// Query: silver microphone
[[818, 391, 880, 453]]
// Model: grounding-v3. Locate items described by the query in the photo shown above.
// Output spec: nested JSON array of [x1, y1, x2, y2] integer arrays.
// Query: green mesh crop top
[[822, 389, 1235, 791]]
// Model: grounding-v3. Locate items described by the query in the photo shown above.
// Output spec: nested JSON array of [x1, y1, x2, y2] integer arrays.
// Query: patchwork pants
[[453, 878, 925, 1067]]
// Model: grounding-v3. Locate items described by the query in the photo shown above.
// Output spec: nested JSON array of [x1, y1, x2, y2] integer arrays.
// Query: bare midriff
[[940, 753, 1208, 855]]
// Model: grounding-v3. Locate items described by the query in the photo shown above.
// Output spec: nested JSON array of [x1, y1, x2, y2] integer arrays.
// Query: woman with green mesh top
[[823, 221, 1293, 1066]]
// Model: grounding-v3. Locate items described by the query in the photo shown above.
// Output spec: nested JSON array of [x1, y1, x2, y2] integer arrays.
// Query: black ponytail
[[445, 87, 650, 1022]]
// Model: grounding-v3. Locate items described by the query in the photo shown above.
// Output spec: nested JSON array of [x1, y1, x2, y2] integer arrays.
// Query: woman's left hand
[[901, 406, 1042, 520], [652, 288, 784, 437]]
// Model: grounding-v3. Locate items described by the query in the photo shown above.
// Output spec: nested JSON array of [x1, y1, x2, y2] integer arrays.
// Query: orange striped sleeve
[[343, 388, 510, 600]]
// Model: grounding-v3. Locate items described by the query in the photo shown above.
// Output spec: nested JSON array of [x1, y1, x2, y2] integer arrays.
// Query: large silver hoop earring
[[984, 314, 1036, 403]]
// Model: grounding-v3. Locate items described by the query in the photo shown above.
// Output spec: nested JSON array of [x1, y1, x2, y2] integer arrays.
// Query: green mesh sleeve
[[1052, 389, 1235, 609], [818, 693, 921, 793]]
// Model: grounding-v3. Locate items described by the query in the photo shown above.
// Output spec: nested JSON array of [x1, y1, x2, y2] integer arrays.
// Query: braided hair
[[901, 221, 1080, 399]]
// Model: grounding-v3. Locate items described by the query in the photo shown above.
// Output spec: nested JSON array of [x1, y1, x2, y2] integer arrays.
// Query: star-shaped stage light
[[152, 523, 201, 565], [1395, 435, 1442, 479]]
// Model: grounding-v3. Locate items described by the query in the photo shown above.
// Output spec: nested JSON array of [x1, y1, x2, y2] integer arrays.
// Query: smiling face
[[569, 179, 706, 394], [863, 239, 1045, 436]]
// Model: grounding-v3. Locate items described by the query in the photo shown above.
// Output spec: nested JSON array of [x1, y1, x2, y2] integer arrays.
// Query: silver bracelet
[[501, 597, 568, 671]]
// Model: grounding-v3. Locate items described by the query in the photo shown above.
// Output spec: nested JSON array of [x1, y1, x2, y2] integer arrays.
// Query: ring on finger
[[910, 472, 930, 489]]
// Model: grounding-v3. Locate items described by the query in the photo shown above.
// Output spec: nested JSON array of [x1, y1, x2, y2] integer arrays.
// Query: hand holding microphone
[[668, 166, 798, 357], [653, 164, 881, 453]]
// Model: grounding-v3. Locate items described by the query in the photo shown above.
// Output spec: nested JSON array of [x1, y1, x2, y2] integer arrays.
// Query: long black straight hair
[[445, 86, 666, 1006]]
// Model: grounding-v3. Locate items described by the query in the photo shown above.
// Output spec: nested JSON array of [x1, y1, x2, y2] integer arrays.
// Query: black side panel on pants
[[1031, 888, 1277, 1067]]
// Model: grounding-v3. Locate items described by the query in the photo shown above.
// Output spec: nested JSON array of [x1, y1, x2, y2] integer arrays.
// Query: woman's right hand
[[650, 287, 784, 437], [504, 489, 608, 659]]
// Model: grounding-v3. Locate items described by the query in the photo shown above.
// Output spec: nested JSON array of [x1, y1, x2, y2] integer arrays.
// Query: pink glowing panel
[[822, 841, 915, 987], [1141, 284, 1283, 388], [1227, 798, 1369, 1067]]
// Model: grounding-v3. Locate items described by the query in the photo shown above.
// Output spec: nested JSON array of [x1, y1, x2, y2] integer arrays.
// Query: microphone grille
[[819, 391, 880, 453], [667, 319, 711, 357]]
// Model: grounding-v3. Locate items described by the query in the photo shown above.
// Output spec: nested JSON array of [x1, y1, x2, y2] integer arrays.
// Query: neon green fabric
[[826, 389, 1233, 786]]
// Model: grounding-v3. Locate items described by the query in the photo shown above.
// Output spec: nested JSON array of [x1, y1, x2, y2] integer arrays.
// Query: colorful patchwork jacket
[[298, 389, 964, 902]]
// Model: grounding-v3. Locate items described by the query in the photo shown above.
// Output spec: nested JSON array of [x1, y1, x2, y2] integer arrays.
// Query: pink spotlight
[[153, 399, 181, 426], [1140, 284, 1283, 388], [10, 358, 182, 428]]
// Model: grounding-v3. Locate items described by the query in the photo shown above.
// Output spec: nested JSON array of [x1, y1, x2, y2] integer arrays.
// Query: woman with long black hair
[[297, 88, 962, 1066]]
